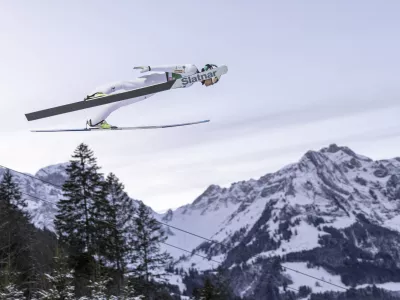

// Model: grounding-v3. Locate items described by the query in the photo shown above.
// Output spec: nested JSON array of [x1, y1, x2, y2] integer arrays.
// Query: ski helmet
[[201, 64, 218, 72]]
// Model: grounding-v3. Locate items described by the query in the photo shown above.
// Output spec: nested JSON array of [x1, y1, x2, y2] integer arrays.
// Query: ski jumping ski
[[30, 120, 210, 132], [25, 65, 228, 121]]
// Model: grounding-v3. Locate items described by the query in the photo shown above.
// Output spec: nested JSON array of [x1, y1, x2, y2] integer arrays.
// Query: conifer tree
[[54, 143, 110, 296], [213, 267, 235, 299], [0, 169, 35, 296], [120, 281, 145, 300], [129, 201, 172, 295], [0, 169, 27, 213], [192, 270, 236, 300], [36, 247, 75, 300], [192, 277, 221, 300], [104, 173, 136, 294], [0, 263, 19, 294], [0, 283, 25, 300], [80, 277, 110, 300], [55, 143, 105, 254]]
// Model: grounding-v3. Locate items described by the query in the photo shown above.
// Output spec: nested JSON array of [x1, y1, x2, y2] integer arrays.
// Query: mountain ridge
[[2, 143, 400, 299]]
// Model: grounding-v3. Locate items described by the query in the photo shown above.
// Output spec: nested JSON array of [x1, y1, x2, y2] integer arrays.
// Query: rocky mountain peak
[[35, 162, 70, 186], [3, 144, 400, 298], [162, 209, 174, 222]]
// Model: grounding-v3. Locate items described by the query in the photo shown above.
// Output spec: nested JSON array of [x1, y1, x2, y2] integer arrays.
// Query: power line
[[282, 266, 347, 290], [19, 186, 344, 292], [0, 164, 60, 188], [0, 164, 347, 292], [157, 220, 218, 244], [0, 164, 221, 243], [161, 243, 299, 292], [17, 187, 300, 293], [16, 188, 223, 266], [162, 242, 222, 264], [20, 191, 56, 204]]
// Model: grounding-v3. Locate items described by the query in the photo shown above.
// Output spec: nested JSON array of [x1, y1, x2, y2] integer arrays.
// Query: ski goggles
[[201, 76, 219, 86]]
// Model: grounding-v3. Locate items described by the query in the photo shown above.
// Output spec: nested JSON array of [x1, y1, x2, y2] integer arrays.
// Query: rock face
[[4, 144, 400, 299], [157, 144, 400, 298], [35, 162, 70, 187], [0, 164, 66, 231]]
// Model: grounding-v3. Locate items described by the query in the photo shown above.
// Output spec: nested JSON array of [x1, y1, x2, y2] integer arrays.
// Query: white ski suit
[[88, 64, 199, 126]]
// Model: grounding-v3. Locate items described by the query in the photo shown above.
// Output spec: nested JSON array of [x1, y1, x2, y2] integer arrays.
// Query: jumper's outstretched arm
[[133, 64, 196, 74]]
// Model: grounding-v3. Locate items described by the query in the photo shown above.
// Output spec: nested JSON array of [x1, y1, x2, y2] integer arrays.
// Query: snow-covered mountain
[[0, 164, 69, 231], [157, 144, 400, 298], [3, 143, 400, 299], [162, 144, 400, 261]]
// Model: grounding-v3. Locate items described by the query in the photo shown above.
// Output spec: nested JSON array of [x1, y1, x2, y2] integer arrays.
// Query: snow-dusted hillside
[[156, 144, 400, 298], [159, 144, 400, 262], [0, 165, 67, 231], [3, 143, 400, 299], [0, 162, 143, 232]]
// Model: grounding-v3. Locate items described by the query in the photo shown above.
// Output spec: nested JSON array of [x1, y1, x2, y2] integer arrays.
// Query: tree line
[[0, 143, 246, 299], [0, 143, 179, 299]]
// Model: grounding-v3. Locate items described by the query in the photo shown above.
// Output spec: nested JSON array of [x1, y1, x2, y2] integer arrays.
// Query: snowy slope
[[155, 144, 400, 298], [168, 144, 400, 258], [0, 164, 67, 231], [154, 184, 249, 261], [4, 143, 400, 299]]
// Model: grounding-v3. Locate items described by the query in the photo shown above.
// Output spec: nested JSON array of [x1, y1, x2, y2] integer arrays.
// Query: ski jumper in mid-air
[[84, 63, 221, 129]]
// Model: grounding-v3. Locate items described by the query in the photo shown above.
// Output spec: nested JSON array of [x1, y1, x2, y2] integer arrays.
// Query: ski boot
[[84, 92, 107, 101], [87, 120, 117, 130]]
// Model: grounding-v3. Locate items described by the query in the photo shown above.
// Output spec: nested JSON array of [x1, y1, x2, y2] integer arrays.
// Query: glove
[[133, 66, 151, 73], [212, 76, 220, 84]]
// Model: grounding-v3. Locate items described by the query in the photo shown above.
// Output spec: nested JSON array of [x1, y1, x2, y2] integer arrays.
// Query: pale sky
[[1, 1, 400, 212]]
